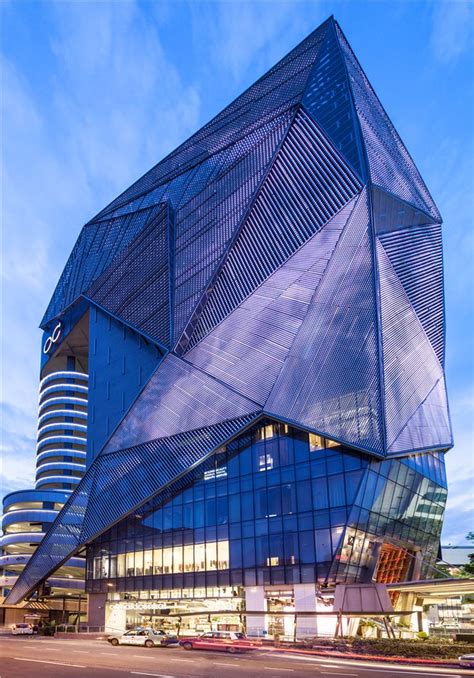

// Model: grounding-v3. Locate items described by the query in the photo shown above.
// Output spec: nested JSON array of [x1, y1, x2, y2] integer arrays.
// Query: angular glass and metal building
[[5, 17, 452, 636]]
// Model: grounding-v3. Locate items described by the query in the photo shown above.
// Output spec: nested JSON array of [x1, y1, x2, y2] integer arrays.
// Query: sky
[[1, 0, 473, 545]]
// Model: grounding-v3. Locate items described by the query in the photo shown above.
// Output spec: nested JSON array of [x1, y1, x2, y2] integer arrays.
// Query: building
[[4, 17, 453, 637], [0, 341, 88, 624]]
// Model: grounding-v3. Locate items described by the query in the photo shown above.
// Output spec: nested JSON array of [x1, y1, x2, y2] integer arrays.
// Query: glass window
[[206, 542, 218, 570], [312, 478, 329, 510], [117, 553, 125, 577], [297, 480, 312, 512], [126, 552, 135, 577], [315, 529, 332, 561], [309, 434, 324, 451], [328, 475, 346, 507]]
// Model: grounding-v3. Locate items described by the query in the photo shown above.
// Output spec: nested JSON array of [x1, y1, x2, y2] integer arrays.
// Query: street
[[0, 636, 471, 678]]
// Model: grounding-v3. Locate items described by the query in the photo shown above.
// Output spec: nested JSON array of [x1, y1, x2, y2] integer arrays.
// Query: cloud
[[1, 0, 200, 498], [430, 0, 473, 64]]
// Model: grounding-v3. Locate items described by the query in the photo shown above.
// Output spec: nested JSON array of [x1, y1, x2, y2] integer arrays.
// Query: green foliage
[[305, 637, 474, 659], [460, 532, 474, 577]]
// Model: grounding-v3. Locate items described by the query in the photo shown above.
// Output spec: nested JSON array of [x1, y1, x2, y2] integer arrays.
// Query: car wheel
[[182, 642, 193, 651], [145, 639, 154, 648], [228, 646, 237, 654], [110, 638, 119, 646]]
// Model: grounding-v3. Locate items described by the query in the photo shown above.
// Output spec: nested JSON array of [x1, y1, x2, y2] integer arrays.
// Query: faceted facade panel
[[6, 17, 452, 605]]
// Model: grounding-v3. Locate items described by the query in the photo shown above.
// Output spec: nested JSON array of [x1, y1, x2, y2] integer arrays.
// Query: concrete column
[[105, 603, 127, 634], [294, 584, 317, 638], [87, 592, 106, 629], [245, 586, 267, 637]]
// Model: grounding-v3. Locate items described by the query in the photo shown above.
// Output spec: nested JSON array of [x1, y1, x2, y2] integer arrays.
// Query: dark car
[[179, 631, 261, 653]]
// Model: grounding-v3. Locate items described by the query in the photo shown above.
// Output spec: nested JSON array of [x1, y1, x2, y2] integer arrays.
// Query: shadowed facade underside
[[6, 16, 452, 605]]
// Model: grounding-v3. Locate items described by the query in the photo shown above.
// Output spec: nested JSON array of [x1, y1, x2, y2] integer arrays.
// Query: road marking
[[72, 650, 89, 653], [130, 673, 174, 678], [101, 651, 118, 655], [321, 673, 358, 676], [173, 658, 194, 662], [14, 657, 86, 668], [213, 662, 241, 667], [264, 669, 295, 673]]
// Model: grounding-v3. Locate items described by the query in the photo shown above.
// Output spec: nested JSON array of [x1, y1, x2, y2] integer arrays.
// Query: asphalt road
[[0, 636, 471, 678]]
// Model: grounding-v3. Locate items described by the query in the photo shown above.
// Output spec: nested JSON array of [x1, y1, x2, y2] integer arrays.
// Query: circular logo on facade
[[43, 322, 63, 354]]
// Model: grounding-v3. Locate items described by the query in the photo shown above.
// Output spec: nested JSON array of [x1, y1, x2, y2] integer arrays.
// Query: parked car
[[179, 631, 261, 653], [108, 628, 178, 648], [459, 654, 474, 668], [11, 623, 34, 635]]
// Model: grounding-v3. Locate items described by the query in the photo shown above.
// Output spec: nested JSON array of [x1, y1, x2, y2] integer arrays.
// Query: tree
[[460, 532, 474, 577]]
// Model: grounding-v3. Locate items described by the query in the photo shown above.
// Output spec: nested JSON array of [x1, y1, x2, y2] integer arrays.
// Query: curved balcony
[[35, 475, 81, 490], [39, 383, 88, 404], [1, 368, 88, 598], [3, 488, 71, 513], [40, 371, 88, 388], [37, 435, 87, 454], [0, 532, 45, 549], [1, 509, 57, 532], [37, 421, 87, 440], [36, 449, 87, 466], [38, 409, 87, 427], [38, 396, 88, 416]]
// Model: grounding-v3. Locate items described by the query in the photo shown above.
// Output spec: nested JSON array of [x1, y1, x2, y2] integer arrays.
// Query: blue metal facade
[[5, 16, 452, 605]]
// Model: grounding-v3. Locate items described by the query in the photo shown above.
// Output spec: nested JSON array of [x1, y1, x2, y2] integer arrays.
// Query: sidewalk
[[266, 643, 472, 669]]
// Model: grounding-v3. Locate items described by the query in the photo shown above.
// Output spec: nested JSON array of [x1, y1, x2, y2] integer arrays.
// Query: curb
[[266, 645, 469, 668]]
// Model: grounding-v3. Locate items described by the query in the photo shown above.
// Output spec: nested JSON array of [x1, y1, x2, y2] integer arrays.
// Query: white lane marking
[[14, 657, 86, 668], [72, 650, 89, 653], [270, 654, 464, 675], [101, 651, 118, 654], [263, 669, 295, 673], [173, 658, 194, 662], [321, 673, 358, 676], [130, 673, 174, 678], [213, 662, 241, 667]]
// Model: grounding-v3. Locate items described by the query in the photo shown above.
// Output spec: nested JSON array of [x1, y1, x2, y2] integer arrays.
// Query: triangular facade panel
[[92, 20, 330, 220], [265, 189, 384, 455], [376, 240, 449, 451], [172, 111, 294, 342], [103, 354, 260, 453], [387, 377, 452, 454], [302, 21, 365, 178], [378, 223, 445, 364], [86, 203, 173, 347], [181, 109, 362, 352], [185, 198, 357, 404], [335, 23, 441, 223]]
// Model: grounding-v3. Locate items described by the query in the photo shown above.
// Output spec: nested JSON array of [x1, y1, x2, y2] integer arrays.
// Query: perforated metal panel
[[376, 241, 450, 452], [335, 22, 441, 223], [86, 203, 173, 346], [4, 413, 259, 604], [103, 354, 260, 453], [185, 198, 357, 404], [266, 189, 384, 454], [92, 20, 330, 220], [42, 205, 163, 326], [302, 20, 365, 179], [378, 223, 445, 365], [182, 109, 362, 351], [173, 111, 293, 341]]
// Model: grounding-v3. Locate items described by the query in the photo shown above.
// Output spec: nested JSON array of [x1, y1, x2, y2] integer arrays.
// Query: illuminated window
[[309, 433, 324, 451], [326, 438, 341, 448]]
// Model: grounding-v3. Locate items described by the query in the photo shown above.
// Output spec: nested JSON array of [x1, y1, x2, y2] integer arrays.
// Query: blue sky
[[1, 0, 472, 545]]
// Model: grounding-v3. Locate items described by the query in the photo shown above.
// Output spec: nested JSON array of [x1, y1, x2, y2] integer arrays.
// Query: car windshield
[[234, 633, 246, 639]]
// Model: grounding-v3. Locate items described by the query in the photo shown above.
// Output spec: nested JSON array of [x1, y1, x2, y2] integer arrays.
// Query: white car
[[108, 628, 178, 648], [11, 623, 34, 635]]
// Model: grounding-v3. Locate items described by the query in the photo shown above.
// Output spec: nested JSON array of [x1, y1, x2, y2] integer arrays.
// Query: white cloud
[[430, 0, 473, 64], [1, 0, 200, 497]]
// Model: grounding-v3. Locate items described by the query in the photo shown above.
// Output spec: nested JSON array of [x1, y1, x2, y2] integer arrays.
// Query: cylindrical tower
[[0, 368, 88, 611]]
